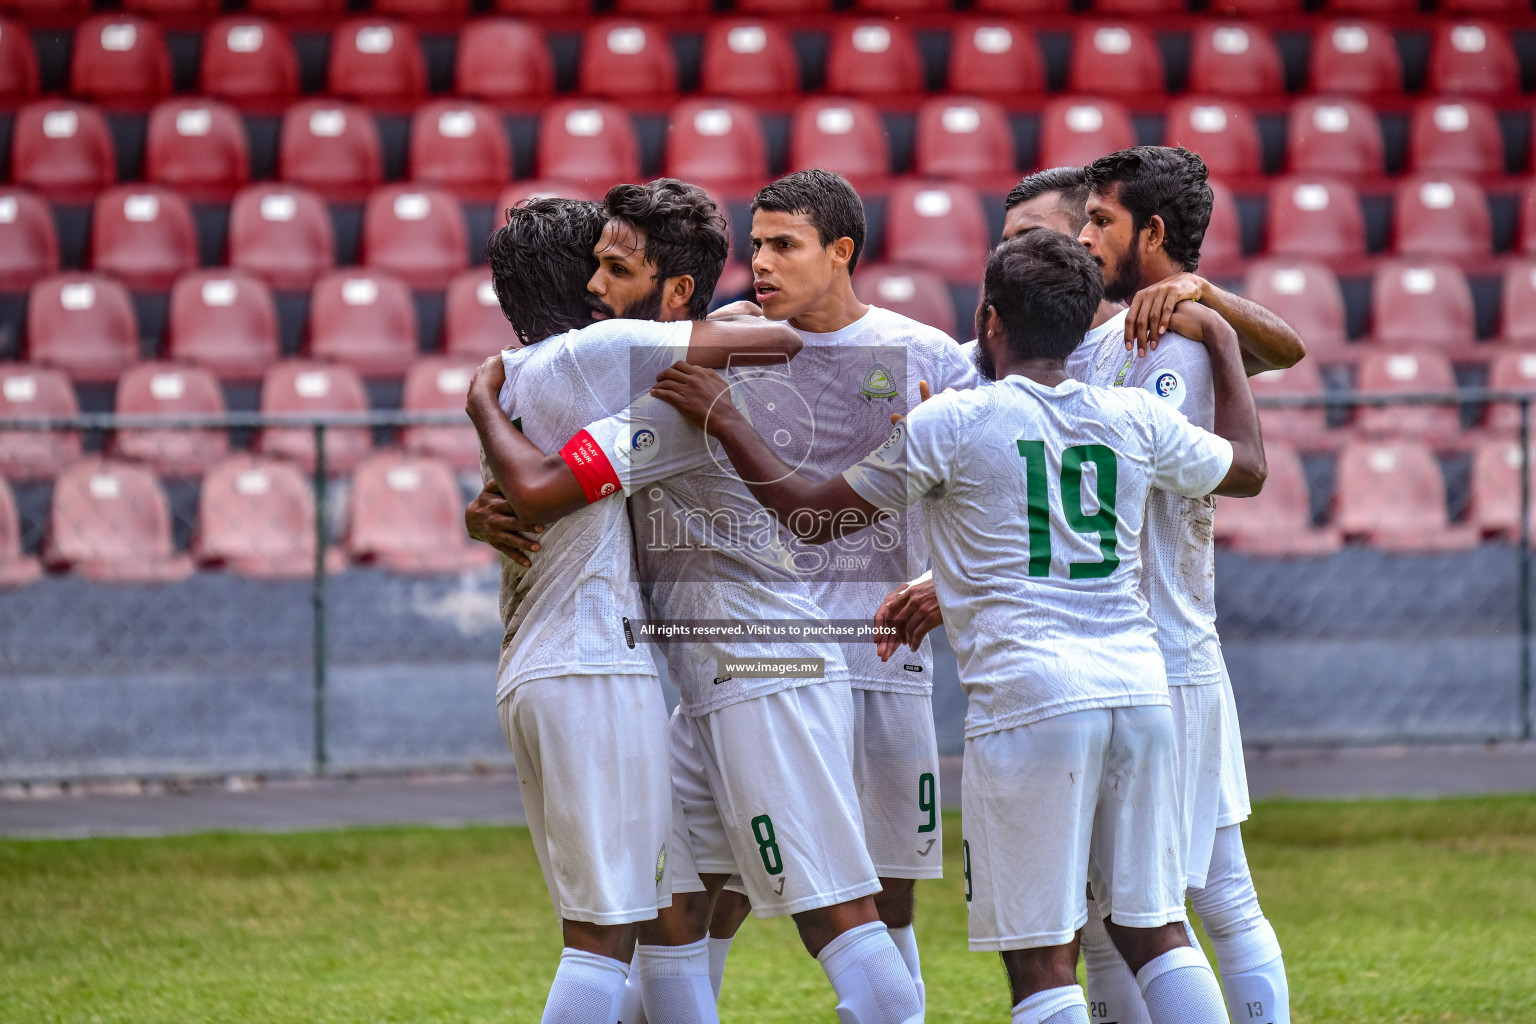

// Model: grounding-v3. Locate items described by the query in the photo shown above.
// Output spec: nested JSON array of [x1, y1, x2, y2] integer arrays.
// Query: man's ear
[[984, 304, 1004, 341], [1143, 213, 1167, 256], [663, 274, 696, 317], [829, 236, 856, 270]]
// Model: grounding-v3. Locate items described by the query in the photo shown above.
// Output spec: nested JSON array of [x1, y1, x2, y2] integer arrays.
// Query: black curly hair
[[1083, 146, 1213, 273], [604, 179, 730, 320], [485, 197, 607, 345], [1004, 166, 1091, 236], [980, 227, 1104, 365]]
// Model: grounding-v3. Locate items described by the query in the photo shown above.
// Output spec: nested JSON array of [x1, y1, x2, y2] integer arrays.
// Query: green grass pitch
[[2, 796, 1534, 1023]]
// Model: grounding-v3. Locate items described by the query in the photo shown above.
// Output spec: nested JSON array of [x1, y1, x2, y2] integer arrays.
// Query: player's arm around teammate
[[1123, 271, 1305, 374]]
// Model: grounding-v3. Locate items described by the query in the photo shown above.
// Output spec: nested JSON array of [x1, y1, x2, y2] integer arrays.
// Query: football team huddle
[[463, 148, 1305, 1024]]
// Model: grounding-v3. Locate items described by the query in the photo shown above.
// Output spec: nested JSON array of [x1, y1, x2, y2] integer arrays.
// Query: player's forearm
[[1205, 320, 1267, 498], [1202, 283, 1306, 373], [711, 413, 871, 544], [685, 318, 802, 368], [467, 392, 588, 523]]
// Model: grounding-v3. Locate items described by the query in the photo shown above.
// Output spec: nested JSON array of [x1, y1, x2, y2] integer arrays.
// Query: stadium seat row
[[0, 14, 1530, 110], [0, 449, 491, 587]]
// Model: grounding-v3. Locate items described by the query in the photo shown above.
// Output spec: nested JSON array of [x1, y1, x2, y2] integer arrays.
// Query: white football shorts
[[852, 688, 944, 879], [962, 704, 1187, 951], [499, 673, 674, 926], [667, 681, 881, 918]]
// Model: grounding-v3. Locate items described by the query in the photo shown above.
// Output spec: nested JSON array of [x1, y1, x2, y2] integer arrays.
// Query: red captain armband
[[559, 429, 623, 503]]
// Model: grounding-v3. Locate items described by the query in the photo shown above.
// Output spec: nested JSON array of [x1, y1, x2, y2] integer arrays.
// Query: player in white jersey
[[650, 228, 1270, 1024], [884, 158, 1306, 1024], [467, 185, 805, 1024]]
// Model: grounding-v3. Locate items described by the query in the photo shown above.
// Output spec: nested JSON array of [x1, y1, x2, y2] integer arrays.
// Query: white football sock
[[617, 950, 647, 1024], [1012, 984, 1090, 1024], [886, 924, 926, 1013], [707, 936, 733, 999], [815, 920, 923, 1024], [1081, 900, 1151, 1024], [1135, 946, 1228, 1024], [542, 947, 629, 1024], [1210, 921, 1290, 1024], [637, 938, 719, 1024]]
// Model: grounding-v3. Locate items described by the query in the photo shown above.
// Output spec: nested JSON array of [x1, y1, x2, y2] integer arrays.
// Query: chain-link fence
[[0, 391, 1532, 783]]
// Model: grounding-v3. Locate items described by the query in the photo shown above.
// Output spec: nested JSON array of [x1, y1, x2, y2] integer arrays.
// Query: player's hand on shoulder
[[465, 484, 543, 567], [707, 300, 764, 320], [1166, 297, 1237, 351], [467, 353, 507, 414], [651, 361, 736, 435], [1126, 272, 1207, 355]]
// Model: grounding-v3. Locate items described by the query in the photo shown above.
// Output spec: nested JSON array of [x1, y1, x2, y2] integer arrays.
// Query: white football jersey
[[490, 319, 691, 700], [569, 388, 852, 718], [1067, 311, 1224, 684], [842, 374, 1233, 739], [755, 306, 975, 694]]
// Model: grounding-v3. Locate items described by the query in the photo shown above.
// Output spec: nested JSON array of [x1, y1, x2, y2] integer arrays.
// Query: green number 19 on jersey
[[1016, 440, 1120, 580]]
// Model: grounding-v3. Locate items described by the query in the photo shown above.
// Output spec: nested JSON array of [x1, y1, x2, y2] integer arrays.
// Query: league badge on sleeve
[[614, 425, 659, 468], [1152, 369, 1185, 407]]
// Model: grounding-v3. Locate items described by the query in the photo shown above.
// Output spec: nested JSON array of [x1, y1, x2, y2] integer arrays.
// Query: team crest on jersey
[[613, 425, 659, 468], [860, 362, 900, 402], [1152, 370, 1185, 406]]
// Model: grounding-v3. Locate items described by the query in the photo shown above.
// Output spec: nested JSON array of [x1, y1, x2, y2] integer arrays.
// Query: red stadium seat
[[228, 183, 335, 293], [664, 100, 768, 198], [1266, 178, 1365, 262], [1199, 180, 1246, 278], [257, 359, 371, 473], [699, 21, 799, 100], [444, 268, 518, 358], [374, 0, 468, 15], [1038, 98, 1136, 174], [111, 361, 228, 478], [124, 0, 230, 15], [0, 363, 81, 481], [347, 451, 494, 574], [1355, 350, 1461, 440], [408, 100, 511, 200], [455, 19, 551, 104], [885, 181, 989, 284], [536, 100, 640, 189], [1288, 97, 1383, 177], [1443, 0, 1527, 12], [0, 188, 58, 292], [1213, 441, 1341, 555], [913, 97, 1017, 191], [1371, 260, 1477, 354], [1187, 23, 1283, 97], [10, 100, 115, 203], [308, 269, 419, 377], [1521, 182, 1536, 257], [1466, 437, 1528, 539], [0, 476, 41, 588], [617, 0, 710, 14], [144, 98, 250, 202], [1428, 22, 1518, 97], [278, 99, 383, 201], [1334, 440, 1477, 551], [852, 264, 957, 338], [1484, 349, 1536, 433], [200, 17, 299, 110], [972, 0, 1066, 11], [1408, 99, 1504, 178], [250, 0, 348, 16], [1310, 21, 1400, 95], [735, 0, 829, 14], [949, 21, 1044, 98], [0, 0, 91, 17], [328, 19, 425, 106], [1324, 0, 1414, 12], [1393, 175, 1490, 260], [194, 454, 326, 579], [579, 21, 676, 100], [1164, 99, 1261, 180], [493, 0, 589, 13], [90, 186, 197, 292], [26, 273, 137, 384], [1095, 0, 1183, 12], [1500, 259, 1536, 347], [45, 458, 194, 582], [1248, 361, 1332, 451], [825, 20, 924, 98], [400, 355, 480, 471], [1068, 23, 1163, 97], [1243, 259, 1348, 362], [0, 16, 39, 103], [361, 185, 468, 291], [69, 15, 170, 107], [787, 99, 890, 191], [166, 269, 281, 380]]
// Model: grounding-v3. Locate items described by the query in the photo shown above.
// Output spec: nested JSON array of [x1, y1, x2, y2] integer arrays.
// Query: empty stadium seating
[[885, 181, 989, 284], [347, 451, 494, 573], [10, 100, 115, 202], [0, 188, 58, 292], [1408, 99, 1505, 178], [1334, 440, 1479, 550], [825, 20, 924, 98], [444, 267, 519, 358], [45, 457, 195, 581], [1310, 20, 1401, 95], [1214, 441, 1342, 555], [308, 269, 419, 376], [536, 100, 640, 188], [1068, 23, 1162, 96], [227, 183, 336, 293], [1485, 349, 1536, 434], [948, 21, 1044, 98], [1428, 21, 1519, 96], [145, 98, 251, 202], [1199, 181, 1246, 278], [788, 98, 890, 190], [914, 97, 1018, 192], [1393, 175, 1493, 260], [69, 15, 171, 106], [279, 99, 383, 201], [194, 454, 327, 579], [1466, 437, 1528, 539], [0, 363, 81, 481], [699, 20, 799, 100], [1501, 260, 1536, 347], [1244, 260, 1350, 362], [1371, 260, 1479, 354], [0, 475, 41, 588], [0, 16, 38, 103], [111, 361, 229, 478], [328, 18, 425, 106], [1266, 178, 1367, 263], [1165, 99, 1261, 181], [400, 356, 480, 471], [1288, 97, 1384, 177], [853, 264, 957, 338], [1249, 360, 1333, 450], [166, 269, 281, 380], [200, 16, 299, 109], [1187, 23, 1283, 97], [455, 19, 551, 104], [1038, 98, 1136, 171], [408, 100, 511, 200], [1354, 350, 1463, 440], [360, 186, 468, 291], [664, 101, 769, 197], [27, 273, 138, 384], [256, 359, 372, 473], [580, 20, 676, 100], [90, 185, 199, 292]]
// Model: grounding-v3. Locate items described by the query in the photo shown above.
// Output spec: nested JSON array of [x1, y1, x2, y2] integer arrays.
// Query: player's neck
[[787, 281, 869, 335], [998, 357, 1070, 389], [1090, 300, 1123, 329]]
